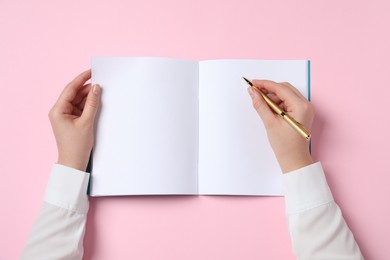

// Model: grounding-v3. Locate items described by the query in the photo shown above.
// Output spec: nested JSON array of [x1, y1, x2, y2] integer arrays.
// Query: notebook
[[90, 57, 310, 196]]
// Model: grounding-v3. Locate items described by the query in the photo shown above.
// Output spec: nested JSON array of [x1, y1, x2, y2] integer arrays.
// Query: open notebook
[[90, 57, 310, 196]]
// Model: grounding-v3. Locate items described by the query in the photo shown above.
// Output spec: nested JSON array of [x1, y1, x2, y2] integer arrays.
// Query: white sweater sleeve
[[22, 162, 364, 259], [21, 164, 90, 260], [283, 162, 364, 259]]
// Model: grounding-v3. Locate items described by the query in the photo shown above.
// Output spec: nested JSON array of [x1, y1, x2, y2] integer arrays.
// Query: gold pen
[[243, 77, 311, 141]]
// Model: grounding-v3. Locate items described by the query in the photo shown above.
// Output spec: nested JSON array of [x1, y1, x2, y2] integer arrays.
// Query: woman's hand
[[247, 80, 315, 173], [48, 70, 101, 171]]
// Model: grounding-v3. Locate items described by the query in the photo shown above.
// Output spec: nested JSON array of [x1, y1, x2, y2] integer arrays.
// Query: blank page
[[91, 57, 199, 196], [198, 60, 308, 195]]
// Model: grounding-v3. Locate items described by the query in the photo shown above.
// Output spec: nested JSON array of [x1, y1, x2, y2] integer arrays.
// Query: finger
[[76, 96, 88, 111], [259, 88, 269, 94], [81, 84, 101, 122], [52, 83, 90, 118], [58, 70, 91, 103], [247, 87, 276, 124], [252, 79, 302, 105], [279, 102, 288, 112], [73, 84, 92, 105], [72, 106, 83, 117], [279, 82, 307, 100], [267, 93, 283, 105], [256, 89, 283, 105]]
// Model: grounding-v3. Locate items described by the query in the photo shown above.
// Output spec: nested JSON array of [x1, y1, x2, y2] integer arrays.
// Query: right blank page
[[198, 60, 309, 195]]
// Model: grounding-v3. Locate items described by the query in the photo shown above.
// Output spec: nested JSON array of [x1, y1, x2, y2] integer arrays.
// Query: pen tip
[[242, 77, 253, 86]]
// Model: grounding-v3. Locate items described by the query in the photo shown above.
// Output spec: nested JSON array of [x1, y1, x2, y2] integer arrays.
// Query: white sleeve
[[283, 162, 364, 260], [21, 164, 90, 260]]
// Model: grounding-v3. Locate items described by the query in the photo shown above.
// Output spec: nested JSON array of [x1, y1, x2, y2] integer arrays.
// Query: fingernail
[[92, 84, 100, 95]]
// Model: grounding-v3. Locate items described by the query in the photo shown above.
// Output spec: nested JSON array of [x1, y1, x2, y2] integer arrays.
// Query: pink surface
[[1, 0, 389, 259]]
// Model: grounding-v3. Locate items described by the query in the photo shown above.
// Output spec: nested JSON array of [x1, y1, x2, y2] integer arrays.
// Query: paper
[[198, 60, 308, 195], [90, 57, 309, 196], [91, 57, 199, 195]]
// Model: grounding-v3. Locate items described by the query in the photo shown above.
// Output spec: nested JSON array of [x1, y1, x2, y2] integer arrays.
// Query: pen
[[243, 77, 311, 141]]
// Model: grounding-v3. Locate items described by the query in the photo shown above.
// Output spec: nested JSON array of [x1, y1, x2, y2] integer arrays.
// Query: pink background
[[1, 0, 389, 259]]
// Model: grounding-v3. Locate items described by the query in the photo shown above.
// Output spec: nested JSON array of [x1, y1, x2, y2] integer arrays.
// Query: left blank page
[[91, 57, 199, 196]]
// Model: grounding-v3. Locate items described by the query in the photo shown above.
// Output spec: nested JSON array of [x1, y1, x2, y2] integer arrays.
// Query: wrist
[[276, 151, 313, 173], [57, 154, 89, 172]]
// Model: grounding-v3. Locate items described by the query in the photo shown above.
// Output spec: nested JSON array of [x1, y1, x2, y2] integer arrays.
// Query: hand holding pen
[[245, 79, 315, 173]]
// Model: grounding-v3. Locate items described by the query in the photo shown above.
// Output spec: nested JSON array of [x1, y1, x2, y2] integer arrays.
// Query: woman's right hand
[[247, 80, 315, 173]]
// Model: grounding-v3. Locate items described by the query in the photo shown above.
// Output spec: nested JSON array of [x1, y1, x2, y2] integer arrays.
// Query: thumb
[[247, 87, 275, 125], [81, 84, 101, 122]]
